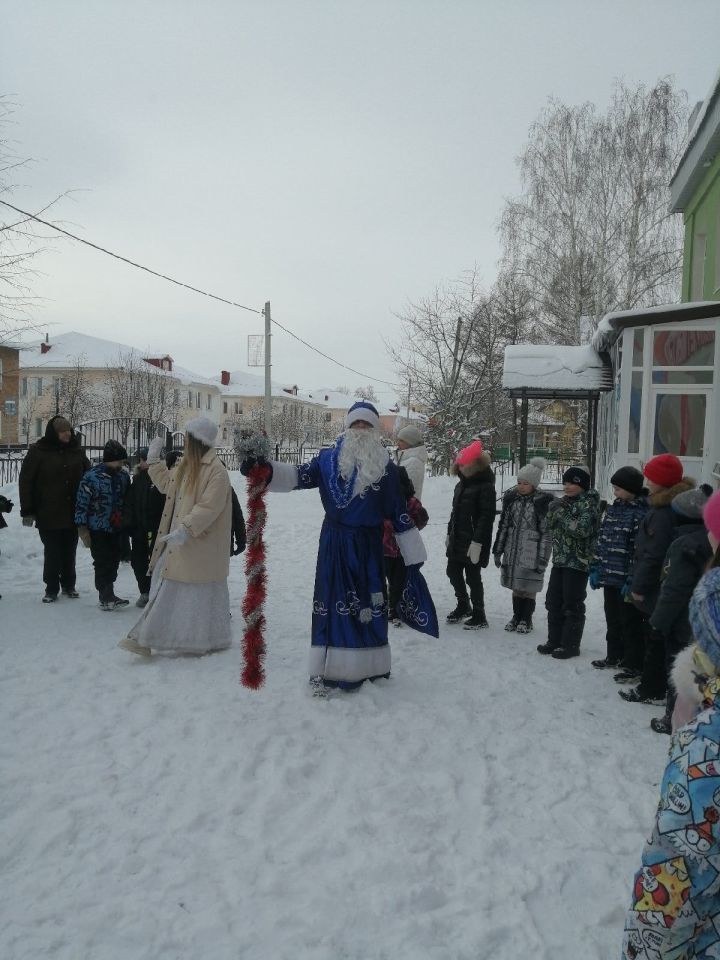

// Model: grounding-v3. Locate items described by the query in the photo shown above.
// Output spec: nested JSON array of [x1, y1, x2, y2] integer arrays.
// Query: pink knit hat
[[455, 440, 484, 466], [704, 490, 720, 541]]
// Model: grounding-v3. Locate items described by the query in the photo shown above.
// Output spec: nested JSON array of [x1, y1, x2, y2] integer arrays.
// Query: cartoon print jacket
[[622, 672, 720, 959]]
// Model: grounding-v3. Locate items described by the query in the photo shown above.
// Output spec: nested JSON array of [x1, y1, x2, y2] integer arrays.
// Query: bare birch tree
[[499, 78, 688, 344], [54, 354, 101, 425]]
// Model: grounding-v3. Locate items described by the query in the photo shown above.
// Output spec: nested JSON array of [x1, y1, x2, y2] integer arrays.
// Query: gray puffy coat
[[493, 487, 554, 594]]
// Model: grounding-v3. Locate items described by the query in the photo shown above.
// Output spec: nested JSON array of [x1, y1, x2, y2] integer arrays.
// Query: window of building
[[5, 399, 17, 416], [222, 427, 228, 441], [173, 389, 179, 407], [206, 394, 212, 411], [223, 401, 228, 415], [196, 392, 201, 409], [653, 393, 706, 457], [652, 330, 715, 368], [35, 377, 43, 395], [632, 329, 644, 366], [35, 418, 43, 438], [187, 390, 193, 408], [21, 377, 27, 397], [628, 371, 643, 455], [691, 232, 707, 300]]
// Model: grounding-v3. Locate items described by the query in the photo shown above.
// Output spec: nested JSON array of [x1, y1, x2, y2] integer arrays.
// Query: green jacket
[[545, 489, 601, 573]]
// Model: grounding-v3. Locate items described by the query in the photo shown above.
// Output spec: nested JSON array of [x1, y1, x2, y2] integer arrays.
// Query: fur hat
[[517, 456, 546, 488], [455, 440, 484, 466], [185, 416, 218, 447], [103, 439, 128, 462], [396, 424, 423, 448], [345, 401, 380, 430], [704, 491, 720, 542], [52, 416, 72, 434], [562, 465, 591, 491], [690, 568, 720, 668], [672, 487, 710, 521], [643, 454, 683, 488], [610, 466, 645, 497]]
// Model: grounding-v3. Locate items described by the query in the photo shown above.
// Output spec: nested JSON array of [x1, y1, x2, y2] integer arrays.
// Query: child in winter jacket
[[123, 447, 166, 608], [538, 465, 600, 659], [74, 440, 131, 610], [492, 457, 554, 634], [621, 563, 720, 959], [646, 486, 713, 734], [384, 466, 429, 625], [588, 466, 647, 671], [618, 453, 694, 704], [445, 440, 496, 630]]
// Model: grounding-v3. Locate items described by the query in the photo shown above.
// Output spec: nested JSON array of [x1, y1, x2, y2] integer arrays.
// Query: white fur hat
[[396, 424, 423, 447], [516, 456, 546, 488], [185, 416, 218, 447]]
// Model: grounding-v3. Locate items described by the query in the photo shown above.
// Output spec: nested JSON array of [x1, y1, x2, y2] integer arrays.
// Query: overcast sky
[[3, 0, 719, 399]]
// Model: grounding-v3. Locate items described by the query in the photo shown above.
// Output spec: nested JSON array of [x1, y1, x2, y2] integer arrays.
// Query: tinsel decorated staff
[[235, 430, 273, 689]]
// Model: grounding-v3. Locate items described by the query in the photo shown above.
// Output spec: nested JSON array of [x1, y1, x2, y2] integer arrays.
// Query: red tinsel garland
[[241, 463, 272, 688]]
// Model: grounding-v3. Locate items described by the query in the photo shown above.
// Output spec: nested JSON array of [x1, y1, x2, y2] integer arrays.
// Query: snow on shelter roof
[[592, 300, 720, 353], [502, 344, 612, 397]]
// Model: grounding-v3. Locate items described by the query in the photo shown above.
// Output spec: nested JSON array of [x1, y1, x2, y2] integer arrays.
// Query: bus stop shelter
[[502, 344, 613, 484]]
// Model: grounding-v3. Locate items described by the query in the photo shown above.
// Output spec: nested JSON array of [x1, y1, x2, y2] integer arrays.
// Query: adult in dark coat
[[445, 440, 496, 629], [19, 415, 90, 601], [620, 453, 694, 703]]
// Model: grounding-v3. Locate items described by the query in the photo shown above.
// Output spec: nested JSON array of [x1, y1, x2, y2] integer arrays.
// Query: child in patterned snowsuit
[[621, 562, 720, 960], [588, 466, 647, 671]]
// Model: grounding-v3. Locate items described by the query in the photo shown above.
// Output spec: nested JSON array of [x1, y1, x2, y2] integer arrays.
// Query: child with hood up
[[492, 457, 554, 634]]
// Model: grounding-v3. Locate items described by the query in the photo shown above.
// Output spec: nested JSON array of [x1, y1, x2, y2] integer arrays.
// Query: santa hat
[[185, 416, 218, 447], [517, 457, 546, 488], [455, 440, 484, 466], [345, 401, 380, 430], [643, 454, 683, 488]]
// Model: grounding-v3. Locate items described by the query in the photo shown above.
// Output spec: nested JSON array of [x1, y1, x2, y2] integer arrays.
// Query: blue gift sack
[[397, 564, 439, 638]]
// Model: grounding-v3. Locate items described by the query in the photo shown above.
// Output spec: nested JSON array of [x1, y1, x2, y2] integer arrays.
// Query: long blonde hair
[[175, 434, 210, 494]]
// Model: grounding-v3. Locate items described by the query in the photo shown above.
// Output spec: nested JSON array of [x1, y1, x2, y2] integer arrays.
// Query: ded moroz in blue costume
[[263, 401, 428, 690]]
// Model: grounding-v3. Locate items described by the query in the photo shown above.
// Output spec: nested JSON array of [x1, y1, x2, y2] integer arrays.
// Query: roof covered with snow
[[670, 67, 720, 212], [591, 300, 720, 353], [207, 370, 325, 404], [502, 344, 612, 397]]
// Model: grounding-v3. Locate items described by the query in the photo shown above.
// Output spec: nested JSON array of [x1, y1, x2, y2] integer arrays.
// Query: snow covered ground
[[0, 474, 668, 960]]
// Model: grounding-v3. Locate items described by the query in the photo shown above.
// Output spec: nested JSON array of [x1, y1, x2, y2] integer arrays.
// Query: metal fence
[[0, 452, 25, 486], [75, 418, 172, 463]]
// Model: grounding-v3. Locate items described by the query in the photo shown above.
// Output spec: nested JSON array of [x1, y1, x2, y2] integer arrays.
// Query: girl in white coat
[[119, 417, 233, 657]]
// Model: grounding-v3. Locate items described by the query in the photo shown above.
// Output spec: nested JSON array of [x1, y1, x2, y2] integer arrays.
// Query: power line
[[0, 199, 400, 389]]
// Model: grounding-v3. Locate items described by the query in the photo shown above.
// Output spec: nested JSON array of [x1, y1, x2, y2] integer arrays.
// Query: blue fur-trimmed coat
[[592, 497, 648, 588]]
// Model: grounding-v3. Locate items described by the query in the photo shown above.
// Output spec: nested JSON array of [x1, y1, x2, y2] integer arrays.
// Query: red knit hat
[[455, 440, 484, 466], [704, 491, 720, 541], [643, 454, 683, 488]]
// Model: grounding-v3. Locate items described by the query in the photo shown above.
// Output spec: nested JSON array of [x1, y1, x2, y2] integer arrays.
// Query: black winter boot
[[463, 610, 489, 630], [516, 598, 535, 634], [446, 600, 471, 623], [505, 595, 521, 632]]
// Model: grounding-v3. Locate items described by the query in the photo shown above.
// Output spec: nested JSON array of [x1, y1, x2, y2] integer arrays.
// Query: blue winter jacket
[[74, 465, 130, 532], [592, 497, 648, 588]]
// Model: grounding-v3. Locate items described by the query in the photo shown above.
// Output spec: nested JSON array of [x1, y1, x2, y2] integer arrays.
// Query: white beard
[[338, 428, 389, 498]]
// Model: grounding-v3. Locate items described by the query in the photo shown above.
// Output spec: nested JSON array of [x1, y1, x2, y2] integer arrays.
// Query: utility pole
[[264, 301, 272, 440]]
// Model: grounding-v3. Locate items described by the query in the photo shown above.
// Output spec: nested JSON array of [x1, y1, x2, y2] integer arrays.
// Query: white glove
[[160, 525, 189, 547], [467, 542, 482, 565], [147, 437, 164, 461]]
